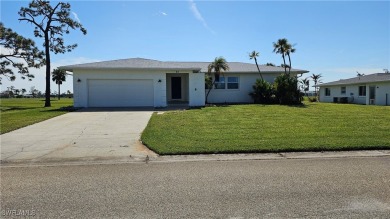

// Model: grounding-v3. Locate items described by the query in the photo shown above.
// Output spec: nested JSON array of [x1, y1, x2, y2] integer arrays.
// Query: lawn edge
[[142, 143, 390, 156]]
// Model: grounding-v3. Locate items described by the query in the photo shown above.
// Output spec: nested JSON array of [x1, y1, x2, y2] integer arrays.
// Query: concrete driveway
[[1, 109, 157, 164]]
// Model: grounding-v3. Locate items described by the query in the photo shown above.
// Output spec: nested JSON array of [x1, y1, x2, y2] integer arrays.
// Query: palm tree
[[249, 50, 264, 80], [300, 77, 310, 97], [311, 74, 322, 98], [52, 68, 68, 100], [205, 57, 230, 104], [8, 86, 15, 92], [356, 71, 365, 77], [30, 86, 36, 97], [273, 38, 288, 74], [280, 64, 290, 68], [285, 42, 296, 74], [7, 86, 15, 98]]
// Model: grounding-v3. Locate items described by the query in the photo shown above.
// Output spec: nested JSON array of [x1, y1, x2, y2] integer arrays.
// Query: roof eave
[[319, 80, 390, 87], [58, 66, 202, 72], [202, 70, 309, 74]]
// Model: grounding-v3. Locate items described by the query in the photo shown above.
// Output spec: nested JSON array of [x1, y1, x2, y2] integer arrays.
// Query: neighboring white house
[[59, 58, 308, 108], [318, 73, 390, 106]]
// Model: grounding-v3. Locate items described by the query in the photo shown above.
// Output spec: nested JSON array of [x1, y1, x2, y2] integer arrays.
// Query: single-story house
[[318, 73, 390, 106], [59, 58, 308, 108]]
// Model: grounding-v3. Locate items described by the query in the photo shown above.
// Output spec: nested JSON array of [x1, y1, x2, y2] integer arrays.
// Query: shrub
[[299, 91, 305, 102], [274, 73, 301, 105], [308, 97, 318, 102], [249, 79, 275, 104]]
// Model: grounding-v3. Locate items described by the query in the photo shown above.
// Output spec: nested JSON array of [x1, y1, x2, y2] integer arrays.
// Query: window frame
[[358, 86, 366, 96], [325, 88, 331, 96], [227, 77, 239, 90], [214, 76, 226, 89], [341, 86, 346, 95]]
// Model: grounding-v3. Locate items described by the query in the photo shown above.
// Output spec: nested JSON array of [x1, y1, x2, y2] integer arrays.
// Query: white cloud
[[72, 12, 81, 23], [189, 0, 204, 21], [188, 0, 215, 34], [159, 11, 168, 16]]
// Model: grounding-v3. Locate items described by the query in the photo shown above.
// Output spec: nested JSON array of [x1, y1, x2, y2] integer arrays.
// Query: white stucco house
[[318, 73, 390, 106], [59, 58, 308, 108]]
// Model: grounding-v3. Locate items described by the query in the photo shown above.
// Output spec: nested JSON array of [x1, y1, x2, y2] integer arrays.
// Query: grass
[[141, 102, 390, 155], [0, 98, 74, 134]]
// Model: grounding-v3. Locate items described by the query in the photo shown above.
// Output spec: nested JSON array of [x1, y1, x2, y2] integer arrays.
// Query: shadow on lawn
[[198, 103, 312, 109], [45, 105, 78, 112], [204, 103, 231, 107], [244, 103, 311, 108], [39, 99, 68, 102], [287, 103, 309, 108], [0, 106, 37, 112]]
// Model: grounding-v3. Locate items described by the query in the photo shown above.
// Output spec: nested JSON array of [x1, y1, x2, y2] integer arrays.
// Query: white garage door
[[88, 79, 154, 107]]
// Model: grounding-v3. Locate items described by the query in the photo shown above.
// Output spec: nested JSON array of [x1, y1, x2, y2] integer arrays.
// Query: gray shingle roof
[[59, 58, 309, 74], [319, 73, 390, 86]]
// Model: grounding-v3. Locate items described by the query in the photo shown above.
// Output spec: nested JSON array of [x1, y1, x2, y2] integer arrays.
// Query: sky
[[1, 0, 389, 93]]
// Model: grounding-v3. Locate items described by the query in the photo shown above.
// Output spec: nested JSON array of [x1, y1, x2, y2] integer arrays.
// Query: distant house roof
[[59, 58, 309, 74], [319, 73, 390, 87]]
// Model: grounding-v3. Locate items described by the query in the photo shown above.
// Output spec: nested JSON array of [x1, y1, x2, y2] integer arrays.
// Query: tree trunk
[[44, 32, 51, 107], [288, 54, 292, 75], [205, 79, 216, 104], [58, 83, 60, 100], [282, 54, 287, 74], [254, 58, 264, 80]]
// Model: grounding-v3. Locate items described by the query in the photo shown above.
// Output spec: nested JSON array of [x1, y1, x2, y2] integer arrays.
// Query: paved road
[[1, 109, 156, 164], [1, 157, 390, 218]]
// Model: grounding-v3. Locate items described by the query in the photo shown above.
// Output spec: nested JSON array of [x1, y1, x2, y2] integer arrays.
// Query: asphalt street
[[1, 157, 389, 218]]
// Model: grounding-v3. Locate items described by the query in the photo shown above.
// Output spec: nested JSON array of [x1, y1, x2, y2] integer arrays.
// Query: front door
[[369, 86, 376, 105], [171, 77, 182, 99]]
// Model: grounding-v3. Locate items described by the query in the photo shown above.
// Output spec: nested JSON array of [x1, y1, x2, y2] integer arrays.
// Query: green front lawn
[[141, 102, 390, 155], [0, 98, 74, 134]]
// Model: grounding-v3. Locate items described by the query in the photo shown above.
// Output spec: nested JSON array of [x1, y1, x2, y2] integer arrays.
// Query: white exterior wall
[[373, 82, 390, 106], [73, 69, 167, 107], [320, 85, 368, 104], [207, 73, 287, 103], [73, 69, 206, 108], [320, 86, 366, 104], [189, 72, 205, 106], [319, 86, 340, 103], [319, 82, 390, 106]]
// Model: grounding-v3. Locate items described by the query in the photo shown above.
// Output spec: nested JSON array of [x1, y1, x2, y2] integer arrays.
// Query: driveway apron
[[1, 109, 156, 164]]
